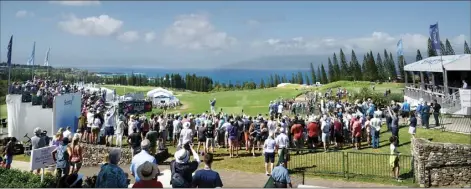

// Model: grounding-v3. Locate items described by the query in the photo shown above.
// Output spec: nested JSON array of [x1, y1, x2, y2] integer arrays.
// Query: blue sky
[[0, 1, 470, 69]]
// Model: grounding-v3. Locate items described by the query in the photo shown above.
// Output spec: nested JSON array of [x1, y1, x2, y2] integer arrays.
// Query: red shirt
[[291, 124, 303, 140], [333, 120, 342, 132], [352, 121, 362, 137], [307, 122, 319, 137], [132, 180, 163, 188]]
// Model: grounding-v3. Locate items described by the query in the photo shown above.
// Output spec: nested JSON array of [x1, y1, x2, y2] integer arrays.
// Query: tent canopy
[[404, 54, 471, 72], [147, 87, 173, 97], [153, 92, 171, 98]]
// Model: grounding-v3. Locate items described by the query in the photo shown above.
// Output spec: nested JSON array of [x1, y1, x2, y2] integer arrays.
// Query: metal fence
[[287, 148, 414, 183]]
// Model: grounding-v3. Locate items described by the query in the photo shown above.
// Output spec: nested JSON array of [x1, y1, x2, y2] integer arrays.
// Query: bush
[[0, 168, 57, 188], [349, 87, 404, 108]]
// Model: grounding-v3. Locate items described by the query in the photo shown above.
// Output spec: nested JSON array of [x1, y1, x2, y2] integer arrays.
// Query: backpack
[[322, 120, 331, 134], [170, 161, 190, 188]]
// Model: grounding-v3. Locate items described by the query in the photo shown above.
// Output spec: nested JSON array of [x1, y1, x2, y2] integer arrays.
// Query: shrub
[[0, 168, 57, 188], [349, 87, 404, 108]]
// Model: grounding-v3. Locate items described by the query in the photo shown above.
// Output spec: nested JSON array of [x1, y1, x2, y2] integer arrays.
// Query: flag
[[6, 35, 13, 67], [44, 47, 50, 66], [26, 42, 36, 65], [429, 23, 441, 52], [396, 39, 403, 57]]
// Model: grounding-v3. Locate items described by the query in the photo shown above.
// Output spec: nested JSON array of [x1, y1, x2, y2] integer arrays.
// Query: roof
[[146, 87, 173, 97], [404, 54, 471, 72]]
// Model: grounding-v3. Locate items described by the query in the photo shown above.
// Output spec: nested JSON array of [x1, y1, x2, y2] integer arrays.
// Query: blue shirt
[[130, 150, 157, 182], [402, 102, 410, 112], [422, 105, 430, 116], [192, 169, 223, 188], [271, 165, 291, 184], [96, 163, 128, 188], [410, 117, 417, 127]]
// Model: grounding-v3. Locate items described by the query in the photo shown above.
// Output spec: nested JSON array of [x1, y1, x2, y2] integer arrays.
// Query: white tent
[[147, 87, 173, 97], [404, 54, 471, 72]]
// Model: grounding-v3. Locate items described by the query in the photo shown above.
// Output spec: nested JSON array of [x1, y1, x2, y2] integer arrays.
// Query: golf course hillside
[[102, 81, 405, 115]]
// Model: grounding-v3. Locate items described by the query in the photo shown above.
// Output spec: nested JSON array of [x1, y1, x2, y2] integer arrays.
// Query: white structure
[[146, 87, 179, 106], [403, 54, 471, 115]]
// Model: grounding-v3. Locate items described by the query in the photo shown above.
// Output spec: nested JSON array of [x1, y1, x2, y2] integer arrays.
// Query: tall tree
[[428, 38, 438, 57], [351, 50, 361, 81], [304, 73, 311, 85], [321, 64, 328, 84], [465, 41, 471, 54], [309, 62, 317, 83], [259, 78, 265, 88], [361, 54, 368, 80], [339, 49, 350, 80], [439, 41, 446, 55], [327, 58, 334, 82], [376, 53, 385, 81], [332, 53, 341, 81], [389, 52, 397, 79], [317, 66, 322, 84], [445, 39, 455, 55], [416, 49, 423, 61], [397, 55, 405, 81], [367, 51, 378, 81]]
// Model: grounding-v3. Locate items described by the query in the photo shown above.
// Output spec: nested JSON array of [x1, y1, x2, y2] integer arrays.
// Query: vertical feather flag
[[44, 48, 51, 66], [396, 39, 403, 57], [7, 36, 13, 67], [26, 42, 36, 65], [429, 23, 441, 52]]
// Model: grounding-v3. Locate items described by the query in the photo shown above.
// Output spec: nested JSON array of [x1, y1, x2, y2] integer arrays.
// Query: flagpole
[[7, 36, 13, 94]]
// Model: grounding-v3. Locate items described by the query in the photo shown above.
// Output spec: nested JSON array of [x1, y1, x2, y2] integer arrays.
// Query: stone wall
[[81, 144, 133, 167], [411, 138, 471, 188]]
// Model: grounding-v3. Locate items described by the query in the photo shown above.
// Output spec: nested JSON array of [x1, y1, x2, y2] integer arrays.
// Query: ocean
[[85, 67, 311, 84]]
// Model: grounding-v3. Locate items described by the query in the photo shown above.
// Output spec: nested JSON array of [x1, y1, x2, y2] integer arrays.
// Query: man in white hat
[[30, 127, 46, 174], [179, 122, 193, 148], [170, 143, 201, 188]]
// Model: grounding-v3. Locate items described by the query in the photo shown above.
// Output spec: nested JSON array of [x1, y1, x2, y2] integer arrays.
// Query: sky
[[0, 1, 470, 69]]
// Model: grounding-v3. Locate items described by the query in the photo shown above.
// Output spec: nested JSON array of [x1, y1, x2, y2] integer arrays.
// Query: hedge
[[0, 168, 57, 188]]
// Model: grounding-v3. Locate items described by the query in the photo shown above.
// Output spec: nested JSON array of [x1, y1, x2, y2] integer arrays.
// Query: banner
[[53, 92, 82, 133], [459, 89, 471, 108], [30, 146, 56, 170]]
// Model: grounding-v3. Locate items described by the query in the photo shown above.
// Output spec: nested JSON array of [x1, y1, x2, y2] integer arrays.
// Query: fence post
[[345, 152, 349, 179]]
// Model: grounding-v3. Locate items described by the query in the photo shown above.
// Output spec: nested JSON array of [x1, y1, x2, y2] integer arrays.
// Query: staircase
[[441, 91, 461, 114]]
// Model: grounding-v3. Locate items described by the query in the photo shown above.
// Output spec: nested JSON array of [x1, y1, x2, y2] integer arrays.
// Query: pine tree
[[389, 52, 397, 79], [260, 78, 265, 88], [327, 58, 334, 82], [321, 64, 328, 84], [350, 50, 361, 81], [428, 38, 438, 57], [361, 54, 368, 80], [367, 51, 378, 81], [269, 75, 275, 87], [398, 55, 405, 81], [304, 73, 310, 85], [416, 49, 423, 61], [440, 41, 446, 55], [376, 53, 385, 81], [317, 66, 322, 84], [309, 62, 317, 83], [332, 53, 341, 81], [339, 49, 350, 80], [465, 41, 471, 54], [297, 72, 304, 84], [445, 39, 455, 55]]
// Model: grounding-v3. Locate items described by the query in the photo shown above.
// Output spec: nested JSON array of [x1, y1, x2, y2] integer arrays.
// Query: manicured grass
[[0, 104, 6, 119]]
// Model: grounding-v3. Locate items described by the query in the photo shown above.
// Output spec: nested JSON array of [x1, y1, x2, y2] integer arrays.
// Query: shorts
[[174, 132, 180, 140], [308, 136, 319, 144], [70, 161, 82, 169], [198, 137, 206, 143], [228, 138, 237, 146], [79, 127, 85, 133], [335, 133, 344, 143], [105, 127, 114, 136], [92, 127, 100, 134], [206, 138, 215, 148], [408, 126, 416, 135], [264, 152, 275, 163], [321, 133, 330, 143], [354, 136, 361, 143], [244, 132, 249, 142], [86, 127, 92, 133], [401, 111, 410, 118], [5, 155, 13, 165]]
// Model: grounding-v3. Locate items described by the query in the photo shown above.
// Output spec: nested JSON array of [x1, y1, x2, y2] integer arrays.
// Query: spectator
[[52, 137, 71, 181], [145, 125, 159, 155], [170, 143, 201, 188], [320, 115, 331, 152], [2, 137, 16, 169], [192, 153, 223, 188], [95, 148, 128, 188], [270, 161, 292, 188], [333, 117, 344, 149], [31, 127, 46, 174], [389, 136, 402, 182], [63, 126, 73, 141], [432, 100, 441, 129], [263, 133, 276, 176], [104, 110, 116, 147], [352, 115, 362, 150], [130, 140, 157, 183], [370, 112, 382, 149], [306, 117, 319, 150], [91, 113, 102, 144], [128, 127, 142, 156], [421, 101, 431, 129], [116, 115, 126, 148], [178, 122, 193, 148], [227, 119, 239, 158], [69, 136, 83, 174], [196, 122, 207, 154], [290, 119, 303, 154], [388, 106, 400, 146], [408, 112, 417, 138], [132, 161, 163, 188]]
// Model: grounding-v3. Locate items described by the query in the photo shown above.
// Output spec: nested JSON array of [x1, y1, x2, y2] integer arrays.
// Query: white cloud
[[162, 13, 237, 51], [15, 10, 34, 18], [252, 32, 469, 55], [144, 32, 156, 43], [49, 1, 100, 6], [58, 14, 123, 36], [117, 31, 140, 43]]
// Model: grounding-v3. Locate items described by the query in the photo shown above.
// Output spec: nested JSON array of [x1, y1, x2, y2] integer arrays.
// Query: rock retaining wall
[[411, 138, 471, 188], [81, 144, 133, 167]]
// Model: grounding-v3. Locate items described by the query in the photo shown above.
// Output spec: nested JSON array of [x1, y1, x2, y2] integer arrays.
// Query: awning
[[404, 54, 471, 72]]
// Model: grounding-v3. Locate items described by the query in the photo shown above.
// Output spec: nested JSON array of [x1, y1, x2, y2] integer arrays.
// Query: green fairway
[[1, 104, 6, 119]]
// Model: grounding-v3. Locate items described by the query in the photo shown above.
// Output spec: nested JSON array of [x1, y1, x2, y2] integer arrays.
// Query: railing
[[287, 148, 414, 183]]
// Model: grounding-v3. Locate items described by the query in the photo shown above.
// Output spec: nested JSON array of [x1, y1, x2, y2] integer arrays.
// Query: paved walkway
[[10, 161, 397, 188]]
